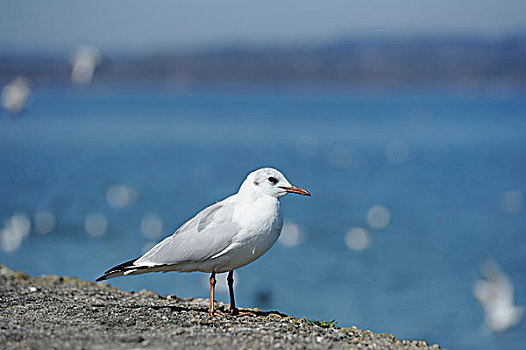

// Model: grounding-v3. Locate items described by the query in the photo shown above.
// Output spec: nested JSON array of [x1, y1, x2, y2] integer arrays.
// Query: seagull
[[96, 167, 310, 317], [472, 260, 523, 333]]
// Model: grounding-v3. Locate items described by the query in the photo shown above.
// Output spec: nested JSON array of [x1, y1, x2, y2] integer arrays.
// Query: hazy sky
[[1, 0, 526, 53]]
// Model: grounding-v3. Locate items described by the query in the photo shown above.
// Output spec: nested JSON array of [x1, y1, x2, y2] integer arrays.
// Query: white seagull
[[96, 167, 310, 316], [473, 260, 523, 333]]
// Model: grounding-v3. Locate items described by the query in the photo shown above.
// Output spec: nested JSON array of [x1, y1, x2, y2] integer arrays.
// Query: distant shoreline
[[1, 37, 525, 87], [0, 264, 445, 349]]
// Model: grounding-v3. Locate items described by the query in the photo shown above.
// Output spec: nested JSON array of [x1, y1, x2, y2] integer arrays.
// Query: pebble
[[0, 264, 446, 350]]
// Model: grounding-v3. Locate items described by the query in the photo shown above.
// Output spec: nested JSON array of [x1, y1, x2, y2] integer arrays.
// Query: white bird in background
[[1, 77, 31, 114], [97, 167, 310, 316], [472, 260, 523, 333], [70, 45, 101, 86]]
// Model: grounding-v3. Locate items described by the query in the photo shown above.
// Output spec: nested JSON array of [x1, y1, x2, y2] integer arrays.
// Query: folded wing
[[96, 199, 240, 281], [137, 200, 238, 266]]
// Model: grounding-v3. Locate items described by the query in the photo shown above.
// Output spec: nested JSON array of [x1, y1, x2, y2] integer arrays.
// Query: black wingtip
[[95, 275, 107, 282], [96, 257, 140, 282], [104, 257, 139, 274]]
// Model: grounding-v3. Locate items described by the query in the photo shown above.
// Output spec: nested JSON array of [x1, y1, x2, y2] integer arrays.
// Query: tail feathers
[[96, 257, 142, 282]]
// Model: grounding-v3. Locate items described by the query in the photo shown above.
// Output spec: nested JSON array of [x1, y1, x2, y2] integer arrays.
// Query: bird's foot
[[230, 307, 256, 317], [208, 310, 225, 318]]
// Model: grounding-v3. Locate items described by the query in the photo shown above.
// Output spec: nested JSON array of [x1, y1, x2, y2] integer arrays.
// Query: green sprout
[[304, 318, 339, 328]]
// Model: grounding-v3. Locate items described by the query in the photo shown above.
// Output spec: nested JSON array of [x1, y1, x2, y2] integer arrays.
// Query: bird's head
[[239, 167, 310, 199]]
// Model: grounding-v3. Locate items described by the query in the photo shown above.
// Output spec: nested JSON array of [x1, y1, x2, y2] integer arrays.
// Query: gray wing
[[134, 199, 239, 267]]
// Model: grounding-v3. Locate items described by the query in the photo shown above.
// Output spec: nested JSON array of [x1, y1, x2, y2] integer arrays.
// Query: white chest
[[232, 194, 282, 237], [222, 195, 283, 268]]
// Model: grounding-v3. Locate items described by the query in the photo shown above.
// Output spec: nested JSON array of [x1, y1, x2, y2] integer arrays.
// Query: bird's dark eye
[[267, 176, 278, 185]]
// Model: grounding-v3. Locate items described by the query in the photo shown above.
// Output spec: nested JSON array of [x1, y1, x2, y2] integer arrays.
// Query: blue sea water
[[1, 84, 525, 350]]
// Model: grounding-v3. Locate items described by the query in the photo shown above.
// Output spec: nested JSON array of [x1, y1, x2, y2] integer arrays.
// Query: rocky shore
[[0, 265, 444, 349]]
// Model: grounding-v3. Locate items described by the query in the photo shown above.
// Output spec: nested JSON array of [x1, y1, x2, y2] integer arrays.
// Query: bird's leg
[[227, 270, 238, 315], [209, 271, 223, 317], [228, 270, 255, 316]]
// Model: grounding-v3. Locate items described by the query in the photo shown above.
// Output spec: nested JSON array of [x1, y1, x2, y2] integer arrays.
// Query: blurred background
[[1, 1, 525, 349]]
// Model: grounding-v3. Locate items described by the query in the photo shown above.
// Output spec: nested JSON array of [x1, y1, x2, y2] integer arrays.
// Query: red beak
[[280, 185, 311, 196]]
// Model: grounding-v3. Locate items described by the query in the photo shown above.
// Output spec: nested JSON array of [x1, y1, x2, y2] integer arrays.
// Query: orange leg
[[209, 272, 223, 317], [228, 270, 255, 316]]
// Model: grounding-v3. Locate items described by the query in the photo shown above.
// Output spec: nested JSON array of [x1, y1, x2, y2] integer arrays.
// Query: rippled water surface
[[1, 85, 525, 349]]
